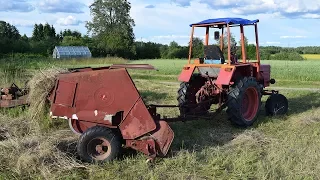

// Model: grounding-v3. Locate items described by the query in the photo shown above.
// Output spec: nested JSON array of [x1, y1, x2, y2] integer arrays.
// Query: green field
[[0, 58, 320, 179]]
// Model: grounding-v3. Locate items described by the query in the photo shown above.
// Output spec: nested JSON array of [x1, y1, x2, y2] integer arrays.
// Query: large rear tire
[[177, 73, 210, 116], [77, 126, 122, 163], [226, 77, 262, 127]]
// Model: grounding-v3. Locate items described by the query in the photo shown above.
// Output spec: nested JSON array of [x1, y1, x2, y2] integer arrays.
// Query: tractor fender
[[178, 66, 196, 82], [215, 67, 236, 86]]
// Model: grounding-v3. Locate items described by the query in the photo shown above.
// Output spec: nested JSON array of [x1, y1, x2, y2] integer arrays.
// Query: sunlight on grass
[[301, 54, 320, 60]]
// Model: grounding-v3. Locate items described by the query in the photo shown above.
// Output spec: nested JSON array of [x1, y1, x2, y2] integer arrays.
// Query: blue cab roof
[[190, 18, 259, 27]]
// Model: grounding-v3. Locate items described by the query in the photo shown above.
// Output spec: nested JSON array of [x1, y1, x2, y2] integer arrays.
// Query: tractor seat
[[203, 45, 225, 64]]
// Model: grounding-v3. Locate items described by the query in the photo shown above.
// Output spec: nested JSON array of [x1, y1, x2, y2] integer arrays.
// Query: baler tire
[[265, 94, 288, 116], [77, 126, 121, 163], [226, 77, 262, 127], [177, 73, 210, 116]]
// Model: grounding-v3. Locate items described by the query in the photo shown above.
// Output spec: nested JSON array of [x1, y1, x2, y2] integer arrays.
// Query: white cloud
[[56, 16, 83, 26], [266, 41, 281, 44], [174, 0, 320, 19], [280, 35, 307, 39]]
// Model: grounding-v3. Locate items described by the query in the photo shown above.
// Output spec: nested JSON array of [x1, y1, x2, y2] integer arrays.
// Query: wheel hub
[[87, 137, 111, 161], [241, 87, 259, 121]]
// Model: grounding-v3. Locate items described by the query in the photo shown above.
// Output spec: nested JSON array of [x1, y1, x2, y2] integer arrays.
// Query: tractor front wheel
[[77, 126, 122, 163], [265, 94, 288, 116], [226, 77, 262, 127]]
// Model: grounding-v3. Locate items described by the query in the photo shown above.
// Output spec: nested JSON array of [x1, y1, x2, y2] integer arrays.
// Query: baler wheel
[[77, 126, 121, 163], [226, 77, 262, 127], [177, 73, 210, 116], [265, 94, 288, 116]]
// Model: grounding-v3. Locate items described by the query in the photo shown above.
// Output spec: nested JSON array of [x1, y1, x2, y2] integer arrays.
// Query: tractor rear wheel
[[265, 94, 288, 116], [177, 73, 210, 116], [77, 126, 122, 163], [226, 77, 262, 127]]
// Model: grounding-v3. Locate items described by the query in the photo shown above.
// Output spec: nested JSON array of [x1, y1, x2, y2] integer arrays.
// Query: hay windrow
[[26, 67, 69, 122]]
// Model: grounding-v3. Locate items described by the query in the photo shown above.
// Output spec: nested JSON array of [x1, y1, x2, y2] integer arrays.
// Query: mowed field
[[0, 58, 320, 179]]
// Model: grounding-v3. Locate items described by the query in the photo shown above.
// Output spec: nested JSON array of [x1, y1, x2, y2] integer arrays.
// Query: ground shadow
[[255, 92, 320, 126], [164, 112, 243, 158], [286, 92, 320, 115], [56, 139, 78, 158]]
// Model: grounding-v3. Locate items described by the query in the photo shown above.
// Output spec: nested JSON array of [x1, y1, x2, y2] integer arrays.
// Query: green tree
[[215, 32, 236, 56], [190, 37, 204, 58], [238, 36, 257, 60], [60, 36, 84, 46], [32, 24, 40, 41], [86, 0, 136, 58], [0, 21, 24, 54], [43, 23, 51, 39], [38, 23, 44, 40]]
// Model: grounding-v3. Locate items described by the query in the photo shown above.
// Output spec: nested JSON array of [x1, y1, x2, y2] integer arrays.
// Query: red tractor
[[177, 17, 288, 126], [47, 18, 288, 164]]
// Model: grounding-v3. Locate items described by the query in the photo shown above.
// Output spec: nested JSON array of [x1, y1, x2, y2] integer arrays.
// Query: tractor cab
[[187, 18, 260, 66], [178, 17, 263, 83]]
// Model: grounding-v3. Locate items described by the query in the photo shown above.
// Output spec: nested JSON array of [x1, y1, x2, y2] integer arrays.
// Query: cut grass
[[0, 58, 320, 179], [0, 78, 320, 179]]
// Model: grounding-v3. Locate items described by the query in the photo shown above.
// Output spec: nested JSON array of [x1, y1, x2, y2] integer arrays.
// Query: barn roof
[[190, 18, 259, 27]]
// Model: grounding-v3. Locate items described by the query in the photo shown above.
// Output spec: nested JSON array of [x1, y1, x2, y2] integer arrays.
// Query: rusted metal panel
[[54, 80, 77, 107], [68, 119, 98, 134], [198, 67, 221, 78], [50, 103, 73, 118], [110, 64, 157, 70], [151, 120, 174, 157], [126, 139, 157, 158], [119, 97, 157, 140], [178, 65, 196, 82], [215, 67, 235, 85], [260, 64, 271, 87], [125, 120, 174, 158], [50, 68, 157, 139], [0, 96, 27, 108]]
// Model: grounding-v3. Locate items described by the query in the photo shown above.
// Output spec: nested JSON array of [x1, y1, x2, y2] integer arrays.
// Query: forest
[[0, 0, 319, 61]]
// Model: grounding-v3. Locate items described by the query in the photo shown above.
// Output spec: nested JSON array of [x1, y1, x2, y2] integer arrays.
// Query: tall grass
[[0, 57, 128, 87]]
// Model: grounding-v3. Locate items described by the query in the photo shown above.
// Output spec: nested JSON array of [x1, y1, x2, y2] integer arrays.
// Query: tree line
[[0, 0, 319, 60]]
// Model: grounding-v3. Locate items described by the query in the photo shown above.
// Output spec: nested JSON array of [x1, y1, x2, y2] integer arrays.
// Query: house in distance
[[52, 46, 92, 59]]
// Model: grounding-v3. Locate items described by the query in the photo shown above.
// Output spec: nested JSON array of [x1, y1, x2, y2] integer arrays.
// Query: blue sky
[[0, 0, 319, 47]]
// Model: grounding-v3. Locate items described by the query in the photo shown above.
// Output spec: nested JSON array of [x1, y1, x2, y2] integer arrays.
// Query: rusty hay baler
[[48, 18, 288, 163]]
